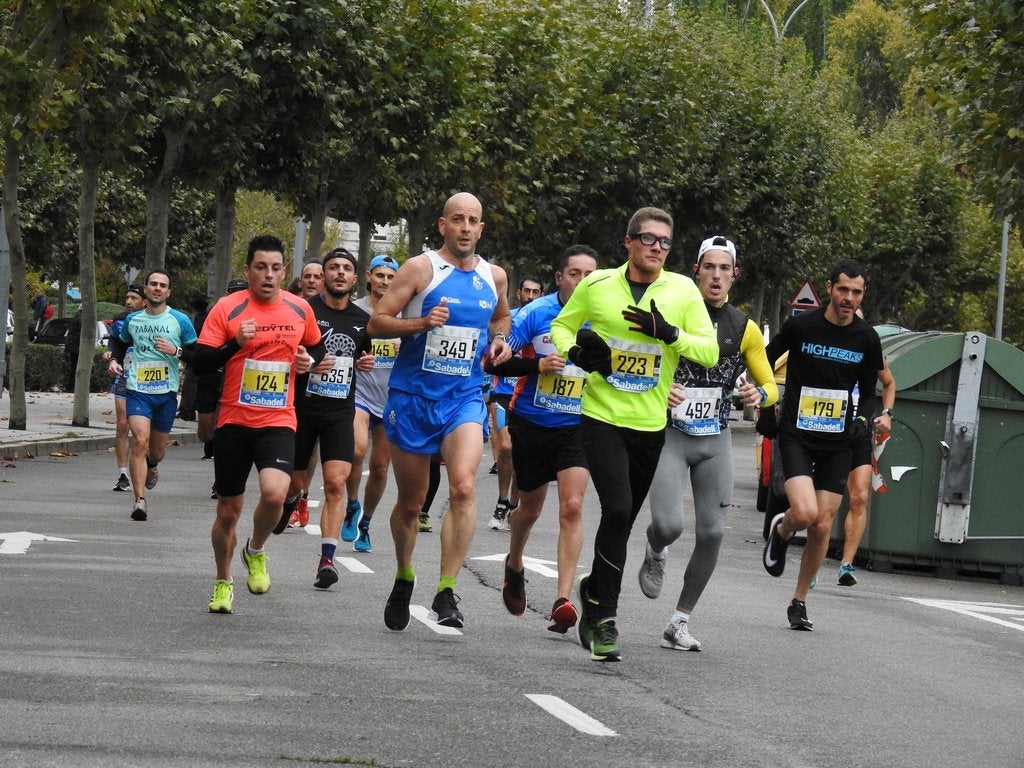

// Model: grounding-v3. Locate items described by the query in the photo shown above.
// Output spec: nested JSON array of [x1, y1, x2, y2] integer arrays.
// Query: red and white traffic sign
[[790, 281, 822, 316]]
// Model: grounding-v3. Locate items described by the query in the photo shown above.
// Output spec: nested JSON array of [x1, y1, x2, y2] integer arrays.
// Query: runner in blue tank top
[[368, 192, 513, 632]]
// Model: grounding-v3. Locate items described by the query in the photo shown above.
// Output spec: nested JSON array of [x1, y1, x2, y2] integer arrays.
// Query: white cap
[[697, 235, 737, 265]]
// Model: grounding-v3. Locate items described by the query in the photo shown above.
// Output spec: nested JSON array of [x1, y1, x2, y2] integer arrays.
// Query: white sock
[[672, 611, 690, 623]]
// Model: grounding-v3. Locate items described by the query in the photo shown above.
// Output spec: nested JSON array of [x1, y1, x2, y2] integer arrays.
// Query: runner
[[103, 283, 146, 493], [368, 192, 512, 631], [288, 247, 374, 589], [107, 271, 198, 522], [762, 259, 883, 631], [639, 236, 778, 652], [193, 235, 325, 614], [486, 246, 598, 634], [345, 254, 402, 552], [549, 206, 719, 661], [486, 275, 543, 531]]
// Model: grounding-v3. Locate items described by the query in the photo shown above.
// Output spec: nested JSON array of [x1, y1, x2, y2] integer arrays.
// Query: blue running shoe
[[354, 521, 372, 552], [341, 500, 363, 542]]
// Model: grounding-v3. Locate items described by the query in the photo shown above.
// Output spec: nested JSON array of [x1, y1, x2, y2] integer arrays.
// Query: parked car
[[32, 317, 111, 350]]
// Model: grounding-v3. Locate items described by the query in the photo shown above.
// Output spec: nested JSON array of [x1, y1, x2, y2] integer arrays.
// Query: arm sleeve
[[741, 319, 779, 407], [192, 340, 242, 374], [484, 356, 541, 377]]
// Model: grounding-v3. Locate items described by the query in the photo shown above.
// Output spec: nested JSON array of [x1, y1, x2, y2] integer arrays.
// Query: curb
[[1, 429, 201, 459]]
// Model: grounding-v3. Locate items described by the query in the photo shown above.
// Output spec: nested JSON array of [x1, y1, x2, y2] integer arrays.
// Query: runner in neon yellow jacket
[[547, 206, 718, 662]]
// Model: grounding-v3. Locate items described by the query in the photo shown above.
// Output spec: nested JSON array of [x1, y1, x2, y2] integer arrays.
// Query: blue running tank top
[[388, 250, 498, 400]]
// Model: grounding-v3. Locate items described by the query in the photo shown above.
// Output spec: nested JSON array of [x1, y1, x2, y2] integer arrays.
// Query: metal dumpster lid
[[881, 330, 1024, 395]]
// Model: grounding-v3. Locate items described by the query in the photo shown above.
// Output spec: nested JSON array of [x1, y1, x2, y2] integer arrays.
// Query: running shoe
[[208, 579, 233, 614], [762, 512, 789, 577], [547, 597, 578, 634], [296, 495, 310, 527], [144, 461, 159, 490], [314, 557, 338, 590], [274, 495, 298, 535], [430, 587, 464, 628], [430, 589, 466, 630], [638, 538, 667, 599], [210, 483, 218, 500], [787, 599, 813, 631], [341, 500, 362, 542], [354, 522, 372, 552], [590, 619, 621, 662], [488, 499, 513, 531], [384, 577, 415, 631], [112, 473, 130, 492], [418, 513, 432, 533], [501, 556, 527, 616], [660, 617, 702, 651], [838, 562, 858, 586], [488, 460, 498, 475], [576, 574, 596, 650], [130, 498, 147, 522], [240, 541, 270, 594]]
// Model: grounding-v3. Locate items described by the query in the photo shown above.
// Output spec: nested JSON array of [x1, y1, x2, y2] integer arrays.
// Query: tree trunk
[[306, 183, 336, 265], [406, 203, 432, 259], [208, 178, 237, 299], [144, 125, 190, 274], [72, 144, 100, 427], [3, 135, 28, 429], [357, 216, 374, 275]]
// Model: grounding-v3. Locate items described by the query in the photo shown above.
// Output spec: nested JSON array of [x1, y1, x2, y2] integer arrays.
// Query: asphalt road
[[1, 422, 1022, 767]]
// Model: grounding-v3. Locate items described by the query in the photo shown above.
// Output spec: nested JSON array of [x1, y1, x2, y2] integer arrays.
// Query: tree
[[911, 0, 1024, 228]]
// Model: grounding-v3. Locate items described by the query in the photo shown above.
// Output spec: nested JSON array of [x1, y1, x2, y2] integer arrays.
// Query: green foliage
[[911, 0, 1024, 228], [3, 344, 107, 392]]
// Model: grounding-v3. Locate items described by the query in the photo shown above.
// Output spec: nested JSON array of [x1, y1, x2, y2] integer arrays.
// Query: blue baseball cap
[[368, 254, 400, 273]]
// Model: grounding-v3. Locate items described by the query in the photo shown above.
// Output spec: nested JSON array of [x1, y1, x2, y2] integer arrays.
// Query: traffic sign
[[789, 281, 822, 316]]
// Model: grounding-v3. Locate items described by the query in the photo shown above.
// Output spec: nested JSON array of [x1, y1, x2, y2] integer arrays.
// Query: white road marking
[[472, 553, 563, 578], [524, 694, 617, 736], [409, 605, 463, 635], [0, 531, 77, 555], [903, 598, 1024, 632], [336, 557, 373, 574]]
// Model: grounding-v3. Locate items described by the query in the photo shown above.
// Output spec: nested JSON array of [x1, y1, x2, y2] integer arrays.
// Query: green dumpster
[[835, 330, 1024, 584]]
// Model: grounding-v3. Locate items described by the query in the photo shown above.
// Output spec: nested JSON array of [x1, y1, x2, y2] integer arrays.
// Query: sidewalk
[[0, 390, 200, 457]]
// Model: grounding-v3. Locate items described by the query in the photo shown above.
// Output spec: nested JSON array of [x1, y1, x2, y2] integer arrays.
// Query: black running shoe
[[384, 577, 415, 631], [273, 494, 299, 535], [430, 587, 464, 628], [577, 574, 595, 650], [112, 473, 130, 492], [762, 512, 789, 577], [787, 599, 813, 631]]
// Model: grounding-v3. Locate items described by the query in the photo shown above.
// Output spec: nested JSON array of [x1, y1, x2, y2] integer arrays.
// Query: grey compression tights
[[645, 428, 733, 612]]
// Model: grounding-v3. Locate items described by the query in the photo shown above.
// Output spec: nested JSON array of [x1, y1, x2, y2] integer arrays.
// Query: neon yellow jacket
[[550, 263, 718, 431]]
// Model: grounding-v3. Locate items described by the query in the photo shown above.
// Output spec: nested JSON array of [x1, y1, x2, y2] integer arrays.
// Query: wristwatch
[[175, 346, 183, 359], [880, 407, 894, 417]]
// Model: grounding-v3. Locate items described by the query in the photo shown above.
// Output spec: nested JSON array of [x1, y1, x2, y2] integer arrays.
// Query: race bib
[[606, 337, 661, 393], [372, 339, 399, 370], [422, 325, 478, 376], [135, 361, 171, 394], [796, 386, 848, 433], [306, 356, 354, 399], [239, 359, 290, 408], [534, 362, 587, 414], [670, 386, 722, 435]]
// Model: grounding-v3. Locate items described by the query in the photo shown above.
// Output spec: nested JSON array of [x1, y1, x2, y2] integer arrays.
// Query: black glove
[[567, 328, 612, 376], [622, 299, 679, 344], [755, 406, 778, 439], [847, 415, 870, 443]]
